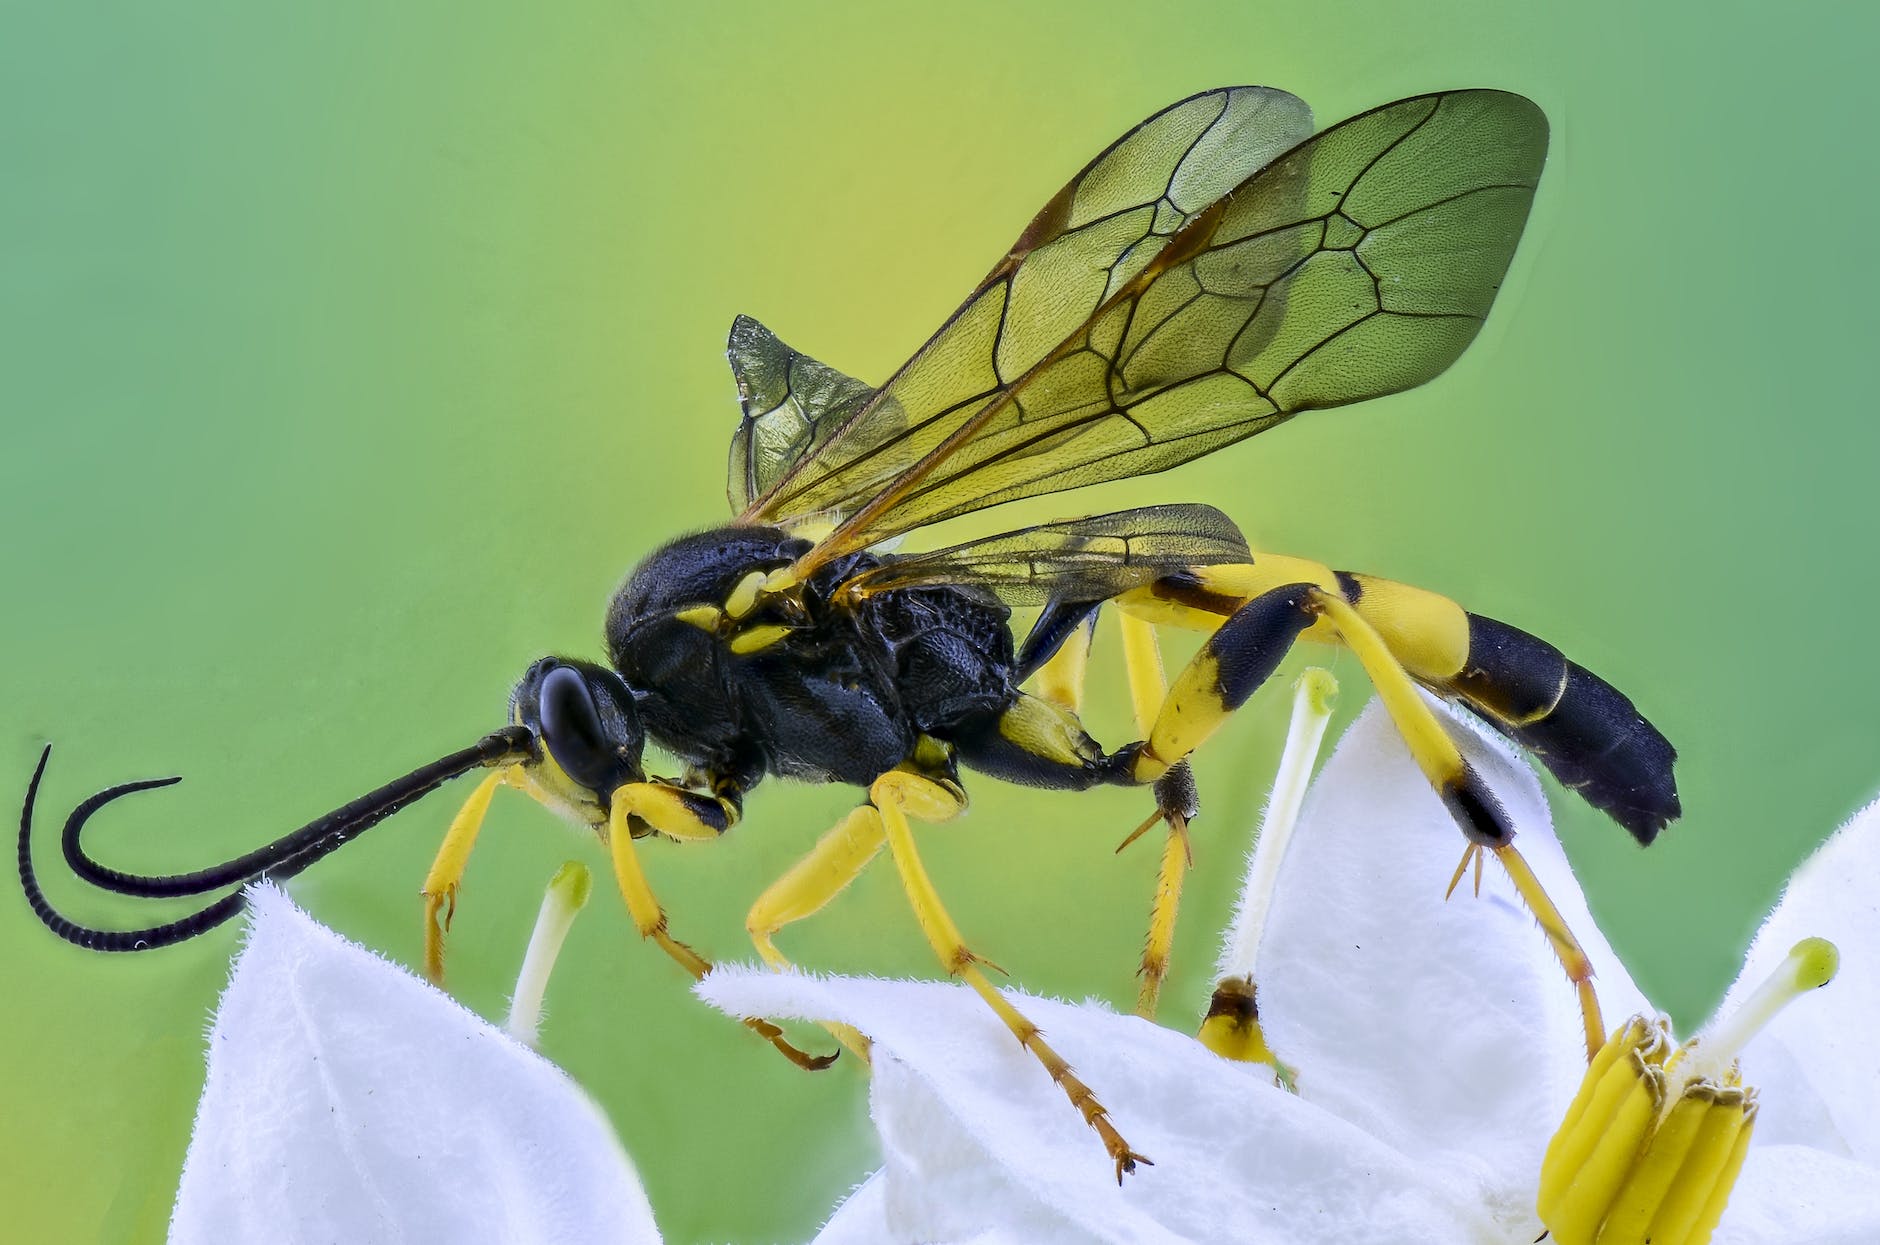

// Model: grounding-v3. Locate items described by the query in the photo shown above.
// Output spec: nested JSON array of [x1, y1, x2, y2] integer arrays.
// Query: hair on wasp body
[[22, 84, 1679, 1178]]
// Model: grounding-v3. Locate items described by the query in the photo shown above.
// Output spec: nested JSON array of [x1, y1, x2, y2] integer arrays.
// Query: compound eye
[[539, 665, 618, 792]]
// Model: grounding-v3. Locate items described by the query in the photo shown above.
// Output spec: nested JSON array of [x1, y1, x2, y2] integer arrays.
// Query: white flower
[[700, 699, 1880, 1244], [169, 880, 659, 1245]]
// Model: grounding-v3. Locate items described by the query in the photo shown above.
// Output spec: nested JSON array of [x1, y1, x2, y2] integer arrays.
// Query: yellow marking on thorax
[[675, 604, 724, 631], [729, 624, 794, 655], [779, 514, 838, 545], [724, 571, 769, 620]]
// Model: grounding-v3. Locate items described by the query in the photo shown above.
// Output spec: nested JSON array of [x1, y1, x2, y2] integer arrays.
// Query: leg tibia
[[1136, 583, 1316, 779], [605, 794, 836, 1071], [421, 767, 515, 983], [1309, 591, 1515, 848], [1115, 610, 1198, 1021], [745, 805, 887, 1062], [872, 773, 977, 974], [745, 805, 886, 967], [872, 769, 1148, 1178]]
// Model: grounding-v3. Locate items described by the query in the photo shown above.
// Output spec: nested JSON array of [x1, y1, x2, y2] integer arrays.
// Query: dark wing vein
[[738, 85, 1316, 525], [792, 90, 1547, 566]]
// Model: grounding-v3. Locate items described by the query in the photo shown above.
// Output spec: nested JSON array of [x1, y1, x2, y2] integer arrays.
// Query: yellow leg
[[745, 805, 889, 1061], [1116, 612, 1189, 1020], [421, 767, 516, 984], [1496, 842, 1603, 1060], [605, 791, 836, 1071], [871, 768, 1150, 1181], [1123, 566, 1605, 1059], [746, 806, 886, 968], [1308, 591, 1473, 799], [1032, 610, 1095, 713], [1118, 612, 1166, 730], [1286, 590, 1601, 1057]]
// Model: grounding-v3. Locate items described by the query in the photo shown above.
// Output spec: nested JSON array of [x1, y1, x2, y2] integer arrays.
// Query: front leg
[[421, 765, 522, 983], [605, 782, 838, 1071]]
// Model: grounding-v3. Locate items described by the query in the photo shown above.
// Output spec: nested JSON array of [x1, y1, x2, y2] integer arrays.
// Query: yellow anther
[[1540, 1044, 1668, 1243], [724, 571, 768, 620], [1537, 937, 1838, 1245], [729, 624, 794, 655], [674, 604, 724, 631]]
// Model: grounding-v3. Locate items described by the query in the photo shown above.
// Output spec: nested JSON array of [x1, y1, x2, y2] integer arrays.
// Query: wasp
[[20, 86, 1678, 1179]]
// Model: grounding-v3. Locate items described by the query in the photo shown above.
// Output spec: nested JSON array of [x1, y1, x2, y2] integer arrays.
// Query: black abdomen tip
[[1452, 614, 1680, 845], [1527, 663, 1680, 845]]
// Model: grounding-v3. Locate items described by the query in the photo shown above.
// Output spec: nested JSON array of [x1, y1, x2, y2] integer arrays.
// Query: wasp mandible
[[21, 87, 1679, 1179]]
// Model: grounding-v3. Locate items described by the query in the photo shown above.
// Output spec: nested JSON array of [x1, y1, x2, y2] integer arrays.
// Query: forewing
[[840, 504, 1250, 607], [741, 87, 1314, 523], [725, 316, 878, 513], [805, 90, 1549, 559]]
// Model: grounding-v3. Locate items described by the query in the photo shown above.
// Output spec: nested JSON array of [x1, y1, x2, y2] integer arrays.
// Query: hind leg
[[1120, 568, 1609, 1057]]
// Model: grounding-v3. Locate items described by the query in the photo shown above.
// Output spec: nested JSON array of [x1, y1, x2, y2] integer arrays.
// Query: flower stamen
[[1199, 667, 1336, 1083], [1537, 937, 1839, 1245], [505, 861, 593, 1048]]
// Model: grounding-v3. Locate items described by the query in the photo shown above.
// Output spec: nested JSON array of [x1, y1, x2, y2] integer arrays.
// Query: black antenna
[[18, 726, 537, 952]]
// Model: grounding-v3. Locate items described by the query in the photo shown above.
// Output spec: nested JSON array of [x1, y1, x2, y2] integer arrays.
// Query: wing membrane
[[841, 504, 1249, 607], [725, 316, 877, 513], [740, 86, 1314, 524], [792, 90, 1547, 566]]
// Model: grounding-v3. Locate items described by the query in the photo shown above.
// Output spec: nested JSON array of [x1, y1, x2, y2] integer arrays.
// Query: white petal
[[170, 883, 659, 1245], [1714, 1145, 1880, 1243], [1254, 697, 1646, 1228], [1721, 799, 1880, 1163], [814, 1172, 895, 1245], [702, 968, 1501, 1245]]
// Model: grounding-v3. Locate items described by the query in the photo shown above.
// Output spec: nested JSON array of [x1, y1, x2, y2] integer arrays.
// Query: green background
[[4, 2, 1875, 1240]]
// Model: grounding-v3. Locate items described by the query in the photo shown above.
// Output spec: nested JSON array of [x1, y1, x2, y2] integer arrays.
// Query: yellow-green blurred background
[[4, 2, 1875, 1240]]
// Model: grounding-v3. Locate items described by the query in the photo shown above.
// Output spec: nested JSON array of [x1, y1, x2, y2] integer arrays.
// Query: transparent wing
[[725, 316, 877, 513], [794, 90, 1548, 570], [840, 504, 1250, 607], [740, 86, 1315, 524]]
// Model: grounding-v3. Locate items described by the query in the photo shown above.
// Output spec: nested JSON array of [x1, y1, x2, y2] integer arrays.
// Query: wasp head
[[510, 657, 645, 827]]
